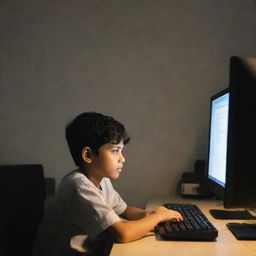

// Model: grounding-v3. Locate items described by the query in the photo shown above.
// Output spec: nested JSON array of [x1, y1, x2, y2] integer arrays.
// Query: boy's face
[[88, 140, 125, 183]]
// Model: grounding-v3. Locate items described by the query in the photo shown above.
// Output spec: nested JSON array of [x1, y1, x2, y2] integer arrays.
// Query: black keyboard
[[155, 203, 218, 241]]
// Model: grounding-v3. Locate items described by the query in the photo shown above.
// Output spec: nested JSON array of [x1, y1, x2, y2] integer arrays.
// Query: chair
[[0, 164, 45, 256]]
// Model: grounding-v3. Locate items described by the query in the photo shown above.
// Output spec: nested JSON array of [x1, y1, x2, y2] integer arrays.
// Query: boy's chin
[[110, 172, 120, 179], [113, 174, 120, 179]]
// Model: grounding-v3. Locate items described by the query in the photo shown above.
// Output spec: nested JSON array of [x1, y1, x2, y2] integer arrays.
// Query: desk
[[110, 196, 256, 256]]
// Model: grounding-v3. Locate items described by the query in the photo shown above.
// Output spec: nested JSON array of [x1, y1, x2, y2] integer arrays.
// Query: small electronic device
[[181, 183, 200, 196], [180, 160, 212, 197]]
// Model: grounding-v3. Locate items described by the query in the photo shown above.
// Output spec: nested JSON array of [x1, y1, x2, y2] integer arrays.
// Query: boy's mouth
[[116, 168, 122, 173]]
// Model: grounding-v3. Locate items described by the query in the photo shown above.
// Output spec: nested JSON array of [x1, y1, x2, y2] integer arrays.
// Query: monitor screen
[[208, 91, 229, 188]]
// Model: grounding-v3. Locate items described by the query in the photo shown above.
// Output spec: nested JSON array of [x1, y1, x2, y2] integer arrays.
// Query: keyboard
[[155, 203, 218, 241]]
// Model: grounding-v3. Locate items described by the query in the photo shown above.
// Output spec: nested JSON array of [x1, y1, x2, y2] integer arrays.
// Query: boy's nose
[[119, 153, 125, 163]]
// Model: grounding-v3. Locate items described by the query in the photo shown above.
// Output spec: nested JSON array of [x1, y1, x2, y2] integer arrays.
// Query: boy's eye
[[111, 149, 119, 154]]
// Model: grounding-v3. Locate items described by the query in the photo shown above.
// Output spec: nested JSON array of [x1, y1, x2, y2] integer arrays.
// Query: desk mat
[[209, 209, 256, 220], [227, 223, 256, 240]]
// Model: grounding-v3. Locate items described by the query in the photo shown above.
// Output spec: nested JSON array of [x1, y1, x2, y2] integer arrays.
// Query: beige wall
[[1, 0, 256, 207]]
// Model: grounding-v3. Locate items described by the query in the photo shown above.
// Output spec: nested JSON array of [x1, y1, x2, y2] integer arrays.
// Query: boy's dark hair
[[65, 112, 130, 167]]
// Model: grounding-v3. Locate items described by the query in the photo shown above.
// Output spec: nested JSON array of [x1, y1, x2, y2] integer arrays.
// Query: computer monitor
[[207, 56, 256, 209]]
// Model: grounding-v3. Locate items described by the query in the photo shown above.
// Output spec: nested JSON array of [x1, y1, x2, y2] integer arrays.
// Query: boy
[[33, 112, 182, 256]]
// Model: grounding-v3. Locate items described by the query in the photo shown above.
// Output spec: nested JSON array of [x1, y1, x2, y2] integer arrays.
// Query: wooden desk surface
[[110, 196, 256, 256]]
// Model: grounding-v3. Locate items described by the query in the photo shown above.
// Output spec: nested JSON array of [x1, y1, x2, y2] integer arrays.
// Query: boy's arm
[[119, 206, 148, 220], [107, 206, 183, 243]]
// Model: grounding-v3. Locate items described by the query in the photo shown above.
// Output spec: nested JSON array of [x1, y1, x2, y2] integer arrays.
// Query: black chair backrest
[[0, 164, 45, 256]]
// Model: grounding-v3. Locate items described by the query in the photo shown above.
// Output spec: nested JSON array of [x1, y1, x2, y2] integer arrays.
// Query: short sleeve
[[102, 179, 127, 216], [69, 182, 121, 239]]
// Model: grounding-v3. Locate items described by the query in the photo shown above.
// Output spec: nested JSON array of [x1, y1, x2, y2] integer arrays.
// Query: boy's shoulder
[[61, 169, 90, 188], [60, 169, 111, 190]]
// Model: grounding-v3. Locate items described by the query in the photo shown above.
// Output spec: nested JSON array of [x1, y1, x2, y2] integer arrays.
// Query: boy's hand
[[108, 206, 183, 243], [148, 206, 183, 223]]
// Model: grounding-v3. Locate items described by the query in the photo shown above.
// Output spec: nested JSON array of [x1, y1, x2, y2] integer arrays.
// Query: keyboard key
[[177, 222, 186, 231]]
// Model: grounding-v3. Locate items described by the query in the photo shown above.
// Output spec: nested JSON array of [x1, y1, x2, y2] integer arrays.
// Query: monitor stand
[[209, 209, 256, 220]]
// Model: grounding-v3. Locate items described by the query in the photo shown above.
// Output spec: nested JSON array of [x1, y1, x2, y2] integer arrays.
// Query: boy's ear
[[81, 147, 93, 163]]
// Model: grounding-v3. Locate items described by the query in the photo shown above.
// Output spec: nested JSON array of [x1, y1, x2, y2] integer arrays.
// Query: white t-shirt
[[33, 170, 127, 256]]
